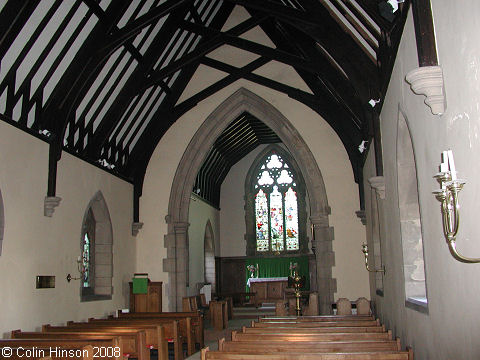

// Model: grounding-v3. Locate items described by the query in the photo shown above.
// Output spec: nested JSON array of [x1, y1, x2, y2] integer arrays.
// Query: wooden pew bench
[[231, 330, 393, 342], [219, 337, 403, 353], [85, 317, 193, 357], [0, 339, 120, 360], [254, 319, 381, 327], [243, 325, 387, 334], [43, 323, 171, 360], [259, 315, 375, 322], [11, 329, 148, 360], [115, 311, 204, 348], [201, 347, 413, 360]]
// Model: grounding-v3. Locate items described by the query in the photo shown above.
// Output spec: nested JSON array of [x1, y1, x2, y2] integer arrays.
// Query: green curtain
[[246, 256, 309, 291]]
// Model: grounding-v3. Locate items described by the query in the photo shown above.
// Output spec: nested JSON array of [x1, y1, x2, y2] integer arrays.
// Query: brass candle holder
[[433, 169, 480, 263], [361, 244, 385, 273]]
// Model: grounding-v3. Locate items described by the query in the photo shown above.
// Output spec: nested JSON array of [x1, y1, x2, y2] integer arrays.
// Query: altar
[[247, 277, 289, 306]]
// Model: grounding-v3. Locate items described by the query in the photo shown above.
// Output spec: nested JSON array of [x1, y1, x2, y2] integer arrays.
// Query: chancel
[[0, 0, 479, 359]]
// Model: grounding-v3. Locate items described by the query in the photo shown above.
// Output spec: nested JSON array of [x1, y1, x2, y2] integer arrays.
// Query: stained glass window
[[82, 207, 95, 291], [82, 233, 91, 288], [254, 152, 299, 252]]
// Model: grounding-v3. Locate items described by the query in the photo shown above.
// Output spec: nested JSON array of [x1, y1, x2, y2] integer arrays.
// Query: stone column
[[164, 217, 190, 311], [310, 213, 336, 315]]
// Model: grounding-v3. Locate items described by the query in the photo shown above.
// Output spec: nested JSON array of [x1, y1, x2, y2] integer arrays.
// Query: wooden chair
[[336, 298, 352, 315], [356, 297, 371, 315]]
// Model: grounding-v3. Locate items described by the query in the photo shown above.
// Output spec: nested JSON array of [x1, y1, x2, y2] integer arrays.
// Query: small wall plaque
[[36, 275, 55, 289]]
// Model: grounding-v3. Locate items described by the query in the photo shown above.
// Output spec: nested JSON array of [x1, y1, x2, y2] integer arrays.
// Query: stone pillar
[[163, 217, 190, 311], [310, 213, 336, 315], [174, 221, 189, 311]]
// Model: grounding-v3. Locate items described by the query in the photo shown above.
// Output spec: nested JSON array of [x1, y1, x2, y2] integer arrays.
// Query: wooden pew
[[231, 330, 393, 342], [218, 337, 403, 353], [201, 347, 414, 360], [115, 310, 204, 348], [253, 319, 381, 328], [259, 315, 375, 322], [85, 316, 194, 356], [11, 329, 147, 360], [0, 339, 119, 360], [243, 325, 387, 334], [43, 323, 171, 360]]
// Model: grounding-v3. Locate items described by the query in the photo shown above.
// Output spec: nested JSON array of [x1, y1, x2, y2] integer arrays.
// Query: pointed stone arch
[[396, 107, 428, 311], [165, 88, 335, 313]]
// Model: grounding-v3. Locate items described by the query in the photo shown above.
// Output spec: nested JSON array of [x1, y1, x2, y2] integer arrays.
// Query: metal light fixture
[[433, 150, 480, 263], [361, 244, 385, 273], [66, 256, 86, 282]]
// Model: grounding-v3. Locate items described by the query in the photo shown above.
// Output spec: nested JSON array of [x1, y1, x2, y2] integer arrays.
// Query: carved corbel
[[44, 196, 62, 217], [368, 176, 385, 200], [405, 66, 446, 115], [132, 222, 143, 236]]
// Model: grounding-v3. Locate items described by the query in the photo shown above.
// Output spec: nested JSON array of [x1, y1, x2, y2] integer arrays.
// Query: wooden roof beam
[[142, 13, 268, 90]]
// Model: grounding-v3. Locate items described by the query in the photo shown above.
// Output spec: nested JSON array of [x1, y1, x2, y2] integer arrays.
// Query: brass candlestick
[[292, 270, 303, 316]]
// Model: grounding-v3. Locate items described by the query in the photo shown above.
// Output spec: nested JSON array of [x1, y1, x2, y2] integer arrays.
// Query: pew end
[[218, 338, 225, 351], [396, 337, 401, 351], [201, 346, 210, 360], [407, 346, 414, 360]]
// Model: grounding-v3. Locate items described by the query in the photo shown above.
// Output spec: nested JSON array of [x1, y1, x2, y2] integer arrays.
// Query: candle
[[440, 161, 448, 173], [447, 150, 457, 180]]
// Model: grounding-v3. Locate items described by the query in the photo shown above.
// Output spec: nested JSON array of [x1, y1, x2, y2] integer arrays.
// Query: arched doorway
[[165, 88, 334, 313]]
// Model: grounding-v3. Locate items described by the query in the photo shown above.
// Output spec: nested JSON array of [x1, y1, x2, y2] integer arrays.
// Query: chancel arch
[[165, 88, 335, 314], [81, 191, 113, 301]]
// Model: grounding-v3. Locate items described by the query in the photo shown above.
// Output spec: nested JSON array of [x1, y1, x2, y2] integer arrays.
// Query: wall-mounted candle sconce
[[66, 256, 86, 282], [361, 244, 385, 273], [433, 150, 480, 263]]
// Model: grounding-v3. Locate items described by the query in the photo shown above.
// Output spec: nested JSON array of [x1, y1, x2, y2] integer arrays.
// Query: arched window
[[82, 208, 95, 289], [245, 145, 307, 256], [81, 191, 113, 301], [397, 111, 428, 311], [204, 220, 216, 292]]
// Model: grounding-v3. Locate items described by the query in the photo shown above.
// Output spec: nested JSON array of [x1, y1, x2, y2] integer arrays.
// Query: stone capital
[[310, 213, 330, 227]]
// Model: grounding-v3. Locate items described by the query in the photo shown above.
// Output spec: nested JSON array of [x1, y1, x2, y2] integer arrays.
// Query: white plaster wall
[[219, 145, 266, 257], [187, 194, 220, 295], [365, 3, 480, 358], [0, 121, 135, 336]]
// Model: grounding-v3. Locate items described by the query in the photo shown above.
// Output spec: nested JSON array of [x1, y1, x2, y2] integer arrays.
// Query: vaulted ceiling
[[0, 0, 410, 209]]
